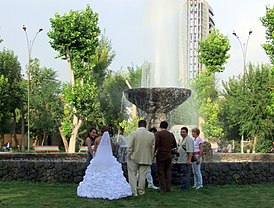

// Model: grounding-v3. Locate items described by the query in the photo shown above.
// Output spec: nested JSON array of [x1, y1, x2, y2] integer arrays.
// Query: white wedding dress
[[77, 131, 132, 200]]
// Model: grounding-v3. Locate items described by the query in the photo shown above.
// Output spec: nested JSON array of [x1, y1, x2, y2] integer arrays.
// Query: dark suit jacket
[[155, 129, 177, 161]]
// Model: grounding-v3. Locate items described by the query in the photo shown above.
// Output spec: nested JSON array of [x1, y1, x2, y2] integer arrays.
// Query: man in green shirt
[[177, 127, 194, 191]]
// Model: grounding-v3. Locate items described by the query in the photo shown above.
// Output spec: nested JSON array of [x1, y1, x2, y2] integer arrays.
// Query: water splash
[[145, 0, 183, 87]]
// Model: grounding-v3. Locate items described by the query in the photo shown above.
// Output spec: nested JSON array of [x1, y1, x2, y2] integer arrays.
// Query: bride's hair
[[100, 125, 109, 135]]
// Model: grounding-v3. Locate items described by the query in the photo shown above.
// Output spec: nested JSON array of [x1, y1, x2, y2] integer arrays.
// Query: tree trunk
[[65, 47, 83, 152], [252, 135, 257, 153], [12, 110, 19, 148], [68, 115, 82, 153], [41, 131, 47, 146], [66, 47, 75, 87], [0, 134, 4, 148], [21, 106, 25, 152], [59, 127, 69, 152]]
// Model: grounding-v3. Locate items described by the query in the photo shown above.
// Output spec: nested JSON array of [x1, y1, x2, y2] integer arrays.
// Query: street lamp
[[232, 29, 252, 153], [232, 29, 253, 74], [22, 25, 43, 152]]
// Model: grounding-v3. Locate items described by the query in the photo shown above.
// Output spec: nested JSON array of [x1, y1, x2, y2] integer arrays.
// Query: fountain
[[123, 0, 191, 128], [124, 88, 191, 128]]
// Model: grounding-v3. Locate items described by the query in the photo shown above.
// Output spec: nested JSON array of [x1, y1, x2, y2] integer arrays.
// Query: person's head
[[180, 127, 188, 138], [100, 125, 109, 135], [191, 128, 200, 138], [88, 127, 97, 138], [159, 121, 168, 129], [149, 127, 157, 134], [138, 120, 147, 128]]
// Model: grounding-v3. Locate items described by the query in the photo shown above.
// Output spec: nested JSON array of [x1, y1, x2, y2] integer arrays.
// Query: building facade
[[179, 0, 215, 87]]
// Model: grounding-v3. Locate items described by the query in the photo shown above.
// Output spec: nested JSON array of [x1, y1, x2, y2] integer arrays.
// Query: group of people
[[76, 120, 204, 200], [177, 127, 204, 191]]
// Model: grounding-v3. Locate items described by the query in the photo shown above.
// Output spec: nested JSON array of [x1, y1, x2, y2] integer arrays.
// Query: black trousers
[[156, 158, 172, 192], [181, 163, 192, 191]]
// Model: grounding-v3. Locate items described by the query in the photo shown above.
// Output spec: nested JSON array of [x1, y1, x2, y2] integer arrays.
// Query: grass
[[0, 181, 273, 208]]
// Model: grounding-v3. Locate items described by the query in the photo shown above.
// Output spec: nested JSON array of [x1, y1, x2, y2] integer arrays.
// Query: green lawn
[[0, 181, 273, 208]]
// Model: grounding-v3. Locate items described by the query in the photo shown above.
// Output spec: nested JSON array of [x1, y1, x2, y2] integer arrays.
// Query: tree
[[198, 28, 231, 75], [191, 71, 223, 141], [48, 5, 101, 152], [99, 71, 128, 133], [268, 67, 274, 115], [261, 5, 274, 64], [92, 33, 116, 87], [221, 64, 274, 152], [0, 49, 23, 148], [127, 64, 142, 88], [261, 6, 274, 119], [191, 28, 231, 141], [0, 75, 10, 146], [29, 59, 63, 146]]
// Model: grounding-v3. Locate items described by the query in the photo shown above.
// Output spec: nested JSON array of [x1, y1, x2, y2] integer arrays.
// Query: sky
[[0, 0, 273, 84]]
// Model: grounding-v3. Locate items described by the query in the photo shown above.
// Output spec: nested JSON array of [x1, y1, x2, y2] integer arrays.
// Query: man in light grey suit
[[127, 120, 155, 196]]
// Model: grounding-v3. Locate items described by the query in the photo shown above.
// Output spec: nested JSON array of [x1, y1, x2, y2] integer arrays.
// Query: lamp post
[[22, 25, 43, 152], [232, 30, 252, 153]]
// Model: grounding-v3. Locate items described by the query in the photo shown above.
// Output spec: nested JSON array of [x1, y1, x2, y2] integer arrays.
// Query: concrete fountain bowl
[[123, 87, 191, 114]]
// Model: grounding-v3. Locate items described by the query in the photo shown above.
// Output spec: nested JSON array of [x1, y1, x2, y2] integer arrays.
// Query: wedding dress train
[[77, 131, 132, 200]]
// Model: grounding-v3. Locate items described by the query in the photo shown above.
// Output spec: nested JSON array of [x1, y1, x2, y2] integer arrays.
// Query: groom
[[127, 119, 155, 196]]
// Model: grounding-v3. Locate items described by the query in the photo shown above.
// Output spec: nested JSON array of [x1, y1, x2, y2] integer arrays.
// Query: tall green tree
[[198, 28, 231, 75], [221, 64, 274, 152], [191, 71, 223, 141], [261, 5, 274, 64], [0, 75, 10, 146], [191, 28, 231, 141], [0, 49, 23, 148], [261, 6, 274, 119], [48, 5, 101, 152], [29, 59, 63, 146], [99, 71, 128, 132]]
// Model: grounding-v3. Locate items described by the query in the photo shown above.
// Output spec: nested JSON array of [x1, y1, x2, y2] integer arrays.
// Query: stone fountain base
[[123, 87, 191, 128]]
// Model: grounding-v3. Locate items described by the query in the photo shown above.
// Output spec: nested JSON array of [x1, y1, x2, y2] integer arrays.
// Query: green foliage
[[200, 97, 224, 141], [127, 64, 142, 88], [194, 28, 231, 140], [48, 5, 105, 151], [0, 75, 10, 124], [191, 71, 218, 107], [60, 116, 72, 137], [48, 5, 100, 61], [261, 6, 274, 118], [267, 66, 274, 115], [255, 135, 273, 153], [261, 5, 274, 64], [29, 59, 63, 142], [0, 49, 23, 135], [198, 28, 231, 74], [99, 71, 128, 129], [92, 33, 116, 86], [191, 70, 223, 141], [221, 64, 274, 152]]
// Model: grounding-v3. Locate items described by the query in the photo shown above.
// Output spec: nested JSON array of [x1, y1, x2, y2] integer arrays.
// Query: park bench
[[34, 146, 60, 153], [79, 146, 88, 153]]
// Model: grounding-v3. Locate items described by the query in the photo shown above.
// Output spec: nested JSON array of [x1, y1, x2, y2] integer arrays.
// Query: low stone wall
[[0, 154, 274, 185], [171, 162, 274, 185], [1, 152, 274, 162]]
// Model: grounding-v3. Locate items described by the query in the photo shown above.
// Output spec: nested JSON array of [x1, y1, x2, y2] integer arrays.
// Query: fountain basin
[[123, 87, 191, 114]]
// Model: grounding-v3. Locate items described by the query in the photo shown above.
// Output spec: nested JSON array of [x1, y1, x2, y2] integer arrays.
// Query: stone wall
[[0, 159, 273, 185], [1, 152, 274, 162]]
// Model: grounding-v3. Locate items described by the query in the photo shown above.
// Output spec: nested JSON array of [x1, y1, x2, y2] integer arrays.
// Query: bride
[[77, 126, 132, 200]]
